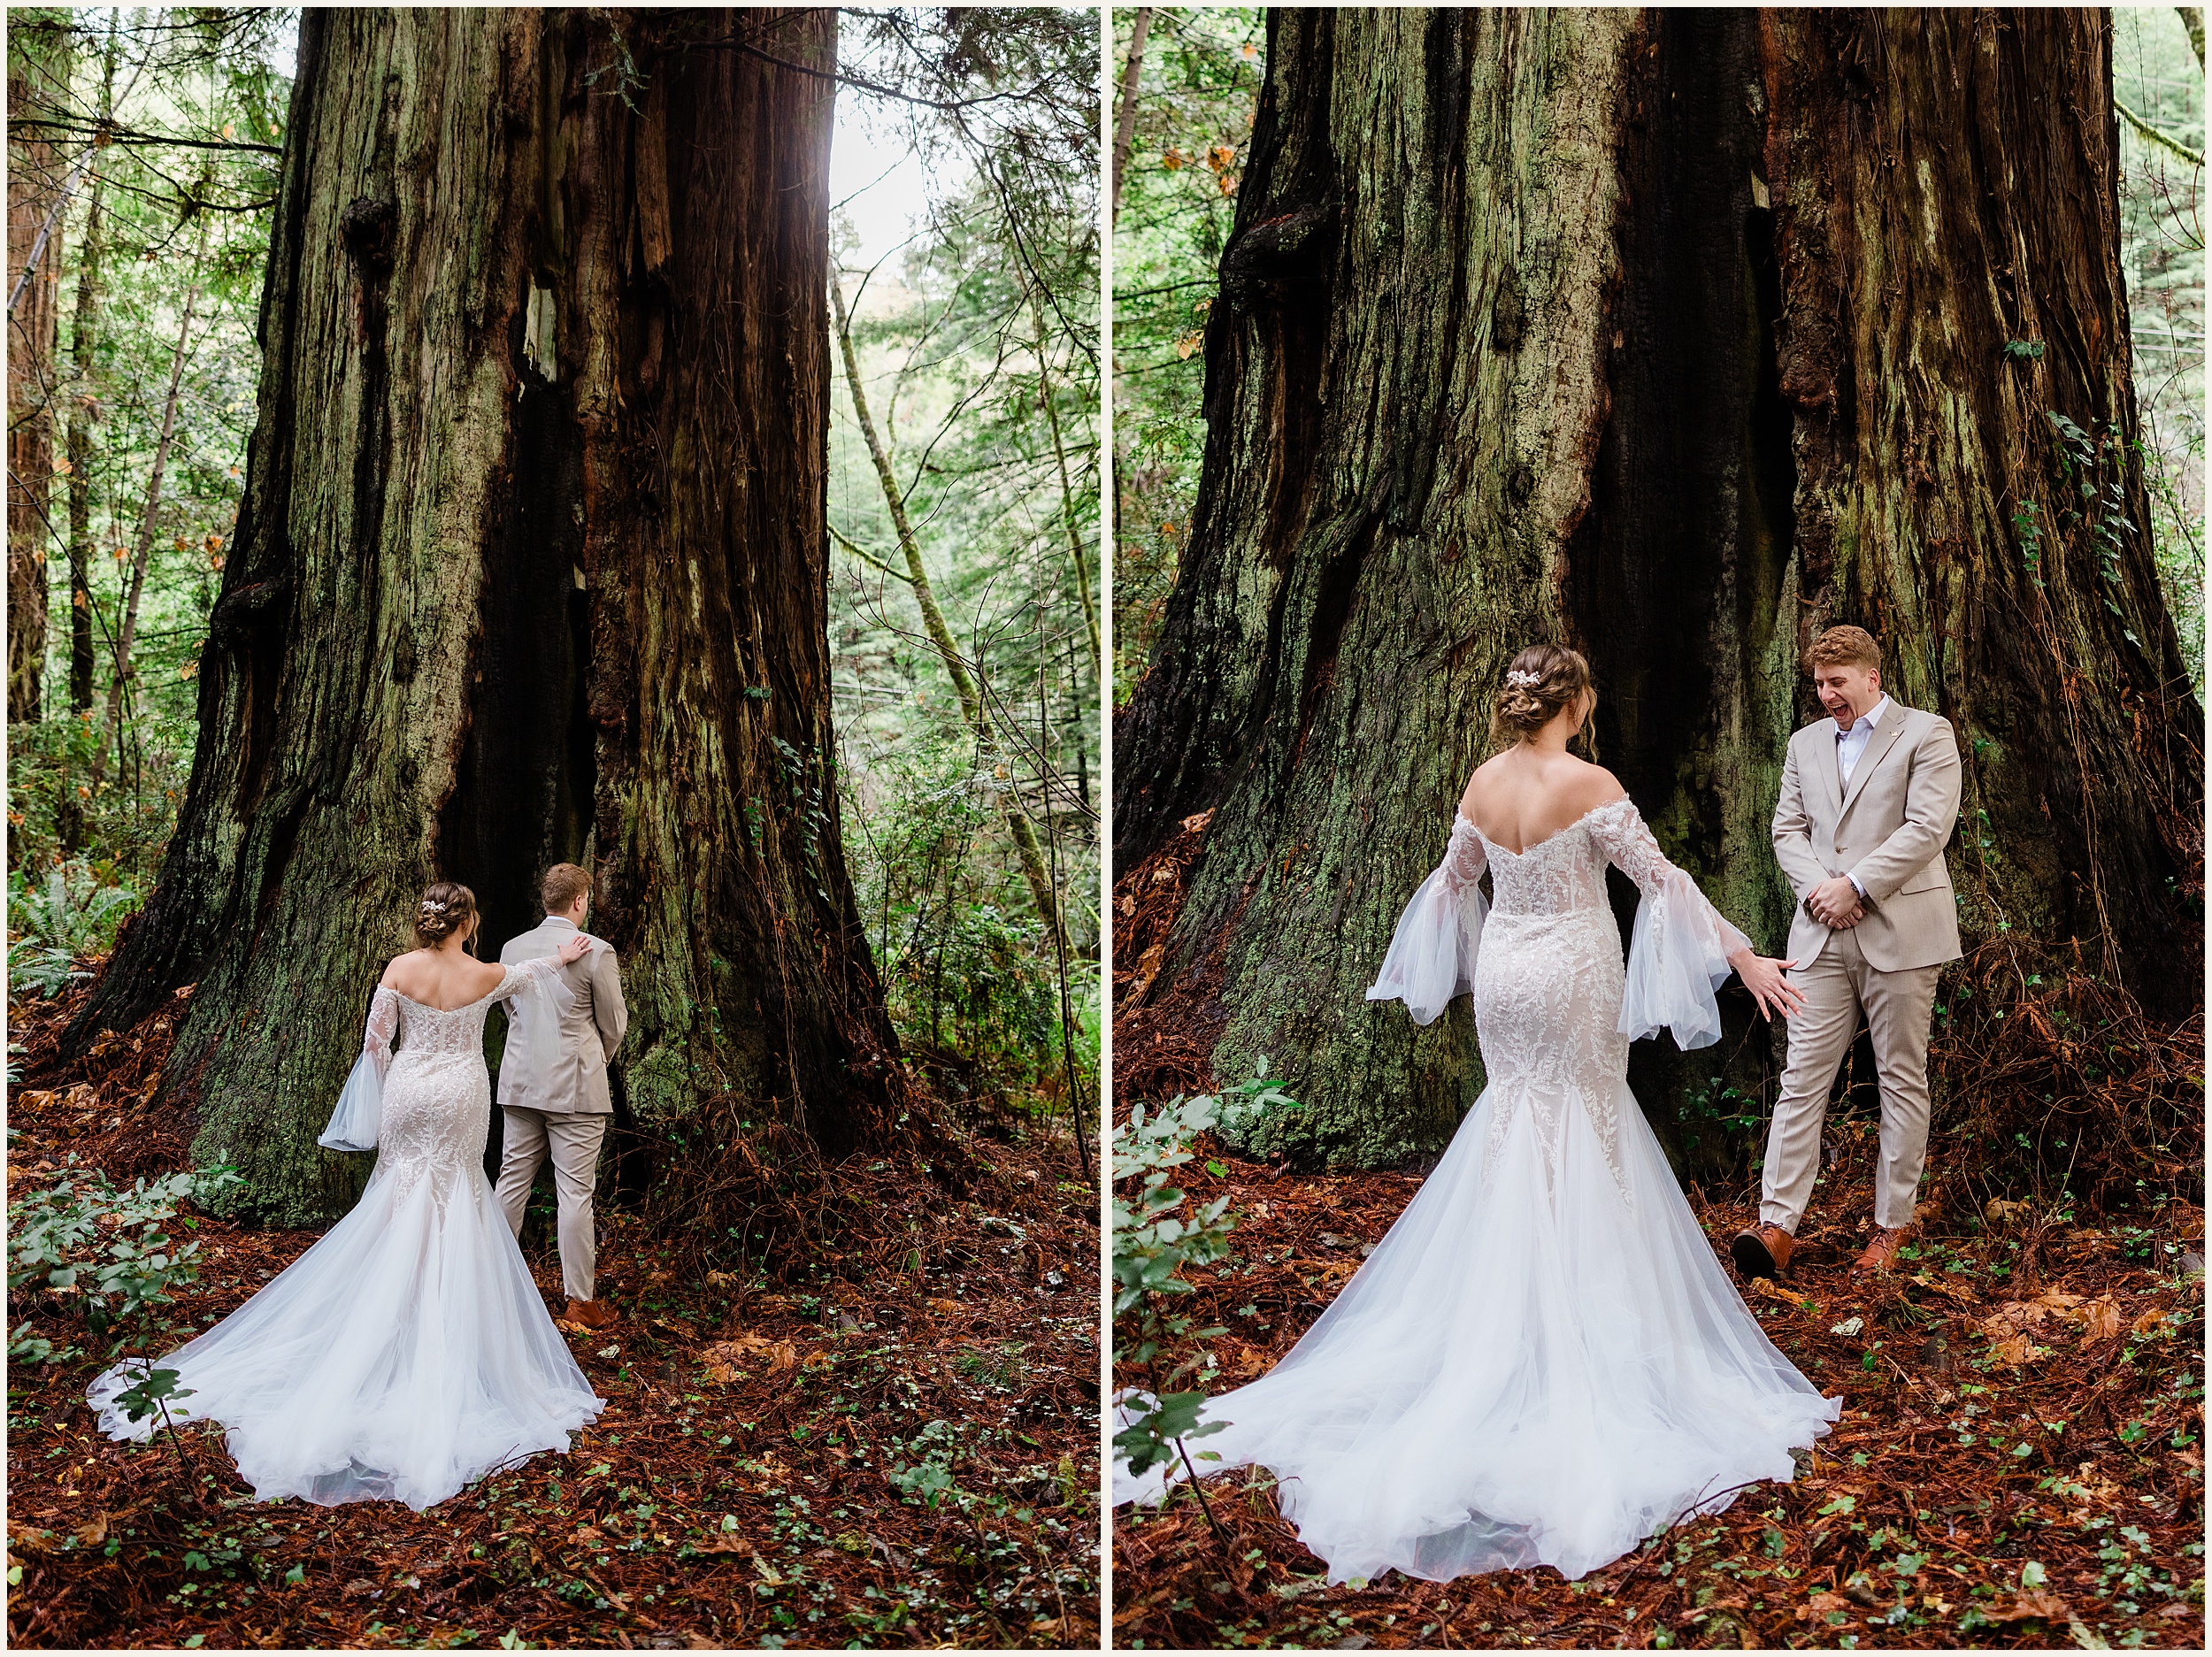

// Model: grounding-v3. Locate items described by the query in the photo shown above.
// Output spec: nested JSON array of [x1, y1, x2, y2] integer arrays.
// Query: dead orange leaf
[[2072, 1293, 2124, 1341], [1995, 1591, 2070, 1622]]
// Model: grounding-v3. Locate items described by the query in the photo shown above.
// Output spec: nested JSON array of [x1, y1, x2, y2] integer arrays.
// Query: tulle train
[[1118, 1076, 1839, 1584], [89, 1162, 603, 1510]]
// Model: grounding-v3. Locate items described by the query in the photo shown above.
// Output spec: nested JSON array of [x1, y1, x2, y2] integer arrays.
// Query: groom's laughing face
[[1813, 662, 1882, 726]]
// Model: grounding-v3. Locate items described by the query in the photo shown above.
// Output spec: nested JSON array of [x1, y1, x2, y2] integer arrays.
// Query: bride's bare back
[[1460, 748, 1627, 855], [380, 947, 509, 1011]]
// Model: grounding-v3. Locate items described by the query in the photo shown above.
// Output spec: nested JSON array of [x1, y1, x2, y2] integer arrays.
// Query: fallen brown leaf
[[2073, 1293, 2124, 1341], [1797, 1591, 1853, 1622], [1995, 1590, 2070, 1622], [1910, 1271, 1981, 1307], [1748, 1275, 1809, 1308], [2130, 1305, 2176, 1337], [1987, 1332, 2048, 1368]]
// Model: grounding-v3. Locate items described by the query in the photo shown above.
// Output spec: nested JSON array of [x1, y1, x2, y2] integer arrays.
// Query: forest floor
[[4, 980, 1102, 1651], [1111, 1117, 2206, 1650]]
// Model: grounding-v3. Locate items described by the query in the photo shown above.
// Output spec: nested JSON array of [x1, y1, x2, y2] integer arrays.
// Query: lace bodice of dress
[[387, 986, 499, 1059], [365, 960, 562, 1199], [1462, 794, 1679, 914], [365, 959, 562, 1063], [1375, 794, 1755, 1205]]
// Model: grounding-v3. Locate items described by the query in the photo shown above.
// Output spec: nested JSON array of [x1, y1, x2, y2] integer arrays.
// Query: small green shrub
[[887, 1418, 964, 1509], [7, 941, 90, 1000], [886, 901, 1061, 1089], [1209, 1056, 1305, 1155], [1112, 1087, 1246, 1477], [6, 1165, 244, 1353], [4, 716, 185, 886]]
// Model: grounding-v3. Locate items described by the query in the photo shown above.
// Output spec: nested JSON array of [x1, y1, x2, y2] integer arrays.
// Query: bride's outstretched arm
[[498, 951, 582, 1020], [1586, 796, 1800, 1046], [1365, 816, 1488, 1026]]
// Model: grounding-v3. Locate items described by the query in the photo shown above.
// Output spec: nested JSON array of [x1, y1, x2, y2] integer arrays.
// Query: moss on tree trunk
[[67, 8, 905, 1225], [1114, 7, 2200, 1176]]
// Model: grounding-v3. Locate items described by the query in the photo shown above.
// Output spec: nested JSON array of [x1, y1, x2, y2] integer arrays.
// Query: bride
[[1118, 645, 1841, 1584], [88, 881, 607, 1510]]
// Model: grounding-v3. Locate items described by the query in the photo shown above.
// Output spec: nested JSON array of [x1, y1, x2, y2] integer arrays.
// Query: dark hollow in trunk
[[1113, 6, 2201, 1177], [65, 8, 907, 1225]]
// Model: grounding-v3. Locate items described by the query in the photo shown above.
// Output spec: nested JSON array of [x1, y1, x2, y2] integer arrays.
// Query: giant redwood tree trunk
[[1114, 8, 2201, 1173], [65, 8, 906, 1225]]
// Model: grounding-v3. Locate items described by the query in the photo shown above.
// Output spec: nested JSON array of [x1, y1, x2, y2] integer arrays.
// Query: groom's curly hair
[[1805, 624, 1880, 670]]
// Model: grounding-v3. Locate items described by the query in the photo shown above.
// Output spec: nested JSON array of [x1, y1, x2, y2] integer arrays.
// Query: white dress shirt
[[1834, 694, 1892, 896]]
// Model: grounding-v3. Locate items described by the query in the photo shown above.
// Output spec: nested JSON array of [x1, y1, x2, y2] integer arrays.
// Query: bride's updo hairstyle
[[412, 881, 478, 949], [1492, 644, 1594, 743]]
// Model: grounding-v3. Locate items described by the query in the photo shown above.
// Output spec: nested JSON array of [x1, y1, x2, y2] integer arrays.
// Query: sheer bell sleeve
[[1584, 795, 1753, 1051], [1365, 815, 1489, 1027], [499, 953, 580, 1029], [319, 986, 398, 1152]]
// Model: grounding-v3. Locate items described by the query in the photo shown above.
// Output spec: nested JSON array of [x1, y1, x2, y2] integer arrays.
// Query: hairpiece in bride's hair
[[1504, 669, 1542, 689], [411, 880, 477, 948]]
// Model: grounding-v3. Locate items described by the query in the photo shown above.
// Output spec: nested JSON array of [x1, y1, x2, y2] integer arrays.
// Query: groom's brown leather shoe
[[1731, 1222, 1794, 1280], [565, 1298, 618, 1330], [1851, 1226, 1911, 1276]]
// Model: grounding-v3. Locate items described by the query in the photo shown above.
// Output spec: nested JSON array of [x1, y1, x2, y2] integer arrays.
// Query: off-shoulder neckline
[[1457, 794, 1632, 857], [379, 964, 521, 1016]]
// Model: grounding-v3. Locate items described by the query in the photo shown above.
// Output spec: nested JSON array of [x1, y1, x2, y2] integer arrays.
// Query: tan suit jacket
[[497, 917, 627, 1115], [1771, 702, 1963, 973]]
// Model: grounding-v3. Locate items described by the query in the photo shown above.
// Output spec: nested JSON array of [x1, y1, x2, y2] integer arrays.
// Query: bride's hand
[[1728, 948, 1804, 1022], [558, 932, 594, 964]]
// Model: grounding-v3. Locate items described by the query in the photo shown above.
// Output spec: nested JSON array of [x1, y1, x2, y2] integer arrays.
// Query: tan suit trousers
[[1760, 924, 1941, 1234], [495, 1108, 608, 1303]]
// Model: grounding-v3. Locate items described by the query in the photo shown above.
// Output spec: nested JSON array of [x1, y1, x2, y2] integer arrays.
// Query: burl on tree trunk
[[1114, 8, 2201, 1172], [67, 8, 906, 1224]]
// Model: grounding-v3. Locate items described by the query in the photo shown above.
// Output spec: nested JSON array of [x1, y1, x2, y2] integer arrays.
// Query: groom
[[495, 863, 629, 1331], [1734, 625, 1962, 1282]]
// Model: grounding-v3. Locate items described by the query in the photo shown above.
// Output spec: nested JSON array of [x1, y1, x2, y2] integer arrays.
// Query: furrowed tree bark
[[1114, 8, 2201, 1175], [7, 12, 70, 725], [65, 8, 906, 1226]]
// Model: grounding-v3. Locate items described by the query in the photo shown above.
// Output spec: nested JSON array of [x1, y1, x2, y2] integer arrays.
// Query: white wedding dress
[[1116, 795, 1839, 1584], [88, 957, 605, 1510]]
